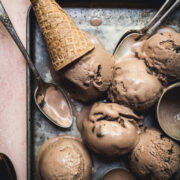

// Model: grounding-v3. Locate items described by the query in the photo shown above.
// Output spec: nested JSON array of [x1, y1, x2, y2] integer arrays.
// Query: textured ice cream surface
[[130, 128, 180, 180], [80, 102, 142, 157], [108, 56, 162, 112], [136, 31, 180, 84], [36, 135, 92, 180], [61, 32, 115, 102], [103, 168, 136, 180]]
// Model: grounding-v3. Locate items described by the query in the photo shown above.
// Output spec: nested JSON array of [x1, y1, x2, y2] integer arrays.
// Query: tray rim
[[26, 6, 31, 180], [27, 0, 168, 9]]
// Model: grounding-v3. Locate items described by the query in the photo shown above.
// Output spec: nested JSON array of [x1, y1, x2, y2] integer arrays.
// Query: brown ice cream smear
[[136, 31, 180, 84], [36, 135, 92, 180], [80, 102, 142, 157], [108, 55, 163, 112], [103, 168, 136, 180], [62, 33, 115, 102], [37, 86, 72, 128], [76, 105, 92, 132], [130, 128, 180, 180], [90, 17, 102, 26]]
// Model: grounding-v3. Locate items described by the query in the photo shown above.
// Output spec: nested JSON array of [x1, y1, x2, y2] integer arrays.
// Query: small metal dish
[[157, 82, 180, 141]]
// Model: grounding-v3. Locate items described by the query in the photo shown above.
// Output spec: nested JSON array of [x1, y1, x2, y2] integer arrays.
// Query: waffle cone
[[30, 0, 94, 71]]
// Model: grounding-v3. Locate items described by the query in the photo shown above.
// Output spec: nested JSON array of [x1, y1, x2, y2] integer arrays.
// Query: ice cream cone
[[30, 0, 94, 71]]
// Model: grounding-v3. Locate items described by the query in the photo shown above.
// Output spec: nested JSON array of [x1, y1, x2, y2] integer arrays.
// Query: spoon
[[114, 0, 180, 59], [0, 1, 73, 128], [0, 153, 17, 180], [157, 82, 180, 141], [103, 168, 136, 180]]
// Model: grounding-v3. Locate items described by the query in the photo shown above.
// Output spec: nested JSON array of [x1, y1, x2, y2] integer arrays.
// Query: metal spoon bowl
[[157, 82, 180, 141], [114, 33, 144, 61], [0, 153, 17, 180], [113, 0, 180, 59], [34, 82, 73, 128], [0, 1, 73, 128], [102, 168, 136, 180]]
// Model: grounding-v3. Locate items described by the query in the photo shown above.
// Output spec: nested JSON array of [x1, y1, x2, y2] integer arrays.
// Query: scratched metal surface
[[26, 3, 180, 180]]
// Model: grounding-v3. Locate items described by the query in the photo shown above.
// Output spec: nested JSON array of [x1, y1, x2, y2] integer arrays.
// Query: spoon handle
[[141, 0, 174, 34], [148, 0, 180, 34], [0, 1, 42, 82]]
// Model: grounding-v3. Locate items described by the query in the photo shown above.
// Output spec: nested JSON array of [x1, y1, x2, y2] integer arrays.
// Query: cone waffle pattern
[[31, 0, 94, 71]]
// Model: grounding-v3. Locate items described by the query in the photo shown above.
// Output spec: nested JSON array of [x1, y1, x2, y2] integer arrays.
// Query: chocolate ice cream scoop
[[62, 33, 115, 102], [136, 31, 180, 84], [130, 128, 180, 180], [103, 168, 136, 180], [36, 135, 92, 180], [80, 102, 142, 157], [108, 56, 163, 112]]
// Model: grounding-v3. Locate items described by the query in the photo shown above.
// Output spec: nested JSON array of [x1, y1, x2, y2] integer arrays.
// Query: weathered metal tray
[[26, 1, 180, 180]]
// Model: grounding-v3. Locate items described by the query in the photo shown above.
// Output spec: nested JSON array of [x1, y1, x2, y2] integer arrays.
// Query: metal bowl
[[157, 82, 180, 141]]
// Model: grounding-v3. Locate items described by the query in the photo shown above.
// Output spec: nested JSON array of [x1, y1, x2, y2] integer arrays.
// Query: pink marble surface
[[0, 0, 30, 179]]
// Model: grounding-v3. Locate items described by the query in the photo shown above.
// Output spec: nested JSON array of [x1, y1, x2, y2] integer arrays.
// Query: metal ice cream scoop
[[157, 82, 180, 141], [0, 1, 73, 128], [113, 0, 180, 59]]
